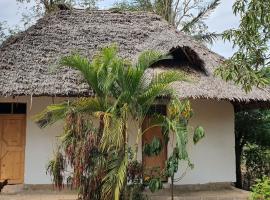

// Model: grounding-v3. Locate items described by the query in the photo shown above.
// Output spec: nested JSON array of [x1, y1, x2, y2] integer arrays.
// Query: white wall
[[0, 97, 235, 185], [169, 99, 236, 185], [126, 99, 235, 185], [0, 96, 68, 184]]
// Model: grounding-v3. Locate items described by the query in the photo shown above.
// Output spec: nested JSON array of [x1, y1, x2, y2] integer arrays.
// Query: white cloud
[[205, 0, 239, 58]]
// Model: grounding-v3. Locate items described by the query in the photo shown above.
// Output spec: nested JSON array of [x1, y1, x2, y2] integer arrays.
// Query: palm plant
[[35, 44, 186, 200]]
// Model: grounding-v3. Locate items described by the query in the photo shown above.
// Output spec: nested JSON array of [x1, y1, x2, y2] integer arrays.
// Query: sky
[[0, 0, 239, 58]]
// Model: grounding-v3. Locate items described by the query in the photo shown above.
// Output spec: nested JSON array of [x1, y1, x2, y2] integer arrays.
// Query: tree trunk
[[171, 175, 174, 200], [98, 114, 104, 142], [235, 136, 242, 189]]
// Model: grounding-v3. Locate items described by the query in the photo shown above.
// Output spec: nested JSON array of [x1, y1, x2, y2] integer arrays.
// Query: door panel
[[0, 115, 26, 184], [142, 117, 167, 181], [2, 119, 24, 146]]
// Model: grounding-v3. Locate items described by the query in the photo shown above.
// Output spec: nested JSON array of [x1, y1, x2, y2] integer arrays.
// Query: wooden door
[[142, 117, 167, 181], [0, 115, 26, 184]]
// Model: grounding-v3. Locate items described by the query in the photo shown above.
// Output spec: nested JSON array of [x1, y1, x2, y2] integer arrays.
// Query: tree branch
[[180, 0, 221, 32]]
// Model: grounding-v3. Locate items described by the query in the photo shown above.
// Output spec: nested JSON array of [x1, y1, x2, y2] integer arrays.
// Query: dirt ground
[[0, 187, 250, 200], [0, 191, 77, 200], [148, 187, 250, 200]]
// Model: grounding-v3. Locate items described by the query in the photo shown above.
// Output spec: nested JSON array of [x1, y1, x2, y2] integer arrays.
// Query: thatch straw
[[0, 9, 269, 103]]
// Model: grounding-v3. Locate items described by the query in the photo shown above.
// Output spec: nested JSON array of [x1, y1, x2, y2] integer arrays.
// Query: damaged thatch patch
[[0, 9, 269, 102], [151, 46, 208, 75]]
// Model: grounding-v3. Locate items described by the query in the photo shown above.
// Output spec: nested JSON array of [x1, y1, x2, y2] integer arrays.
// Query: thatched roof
[[0, 9, 270, 103]]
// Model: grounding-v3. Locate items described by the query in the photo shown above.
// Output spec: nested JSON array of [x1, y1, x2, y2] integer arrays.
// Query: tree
[[113, 0, 221, 44], [0, 0, 100, 44], [1, 0, 222, 45], [163, 99, 205, 200], [16, 0, 99, 26], [0, 22, 7, 44], [17, 0, 98, 14], [216, 0, 270, 92], [35, 44, 190, 200], [235, 109, 270, 188], [0, 21, 22, 45]]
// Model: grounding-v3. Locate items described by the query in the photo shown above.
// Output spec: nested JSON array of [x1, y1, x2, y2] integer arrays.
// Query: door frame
[[0, 114, 26, 184], [142, 116, 168, 181]]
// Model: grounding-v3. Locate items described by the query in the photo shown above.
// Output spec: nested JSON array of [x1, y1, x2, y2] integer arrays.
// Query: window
[[147, 105, 166, 116], [0, 103, 27, 114]]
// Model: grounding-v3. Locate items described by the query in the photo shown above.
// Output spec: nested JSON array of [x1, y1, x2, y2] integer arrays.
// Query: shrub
[[242, 145, 270, 189], [123, 160, 148, 200], [250, 176, 270, 200], [123, 184, 148, 200]]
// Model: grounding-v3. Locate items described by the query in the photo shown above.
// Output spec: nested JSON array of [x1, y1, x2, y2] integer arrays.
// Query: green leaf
[[193, 126, 205, 144], [143, 137, 163, 156], [148, 178, 163, 193]]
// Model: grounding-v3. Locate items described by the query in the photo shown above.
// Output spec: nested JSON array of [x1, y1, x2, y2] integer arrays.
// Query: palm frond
[[99, 112, 125, 152], [60, 53, 103, 95], [34, 101, 70, 128], [102, 152, 128, 200], [61, 45, 125, 97], [193, 32, 223, 44], [138, 83, 171, 107], [113, 153, 128, 200], [34, 97, 109, 129], [138, 71, 186, 106], [151, 71, 187, 85], [72, 97, 109, 113], [113, 51, 162, 108], [136, 50, 163, 71], [60, 53, 91, 76], [115, 66, 145, 103], [181, 0, 221, 32]]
